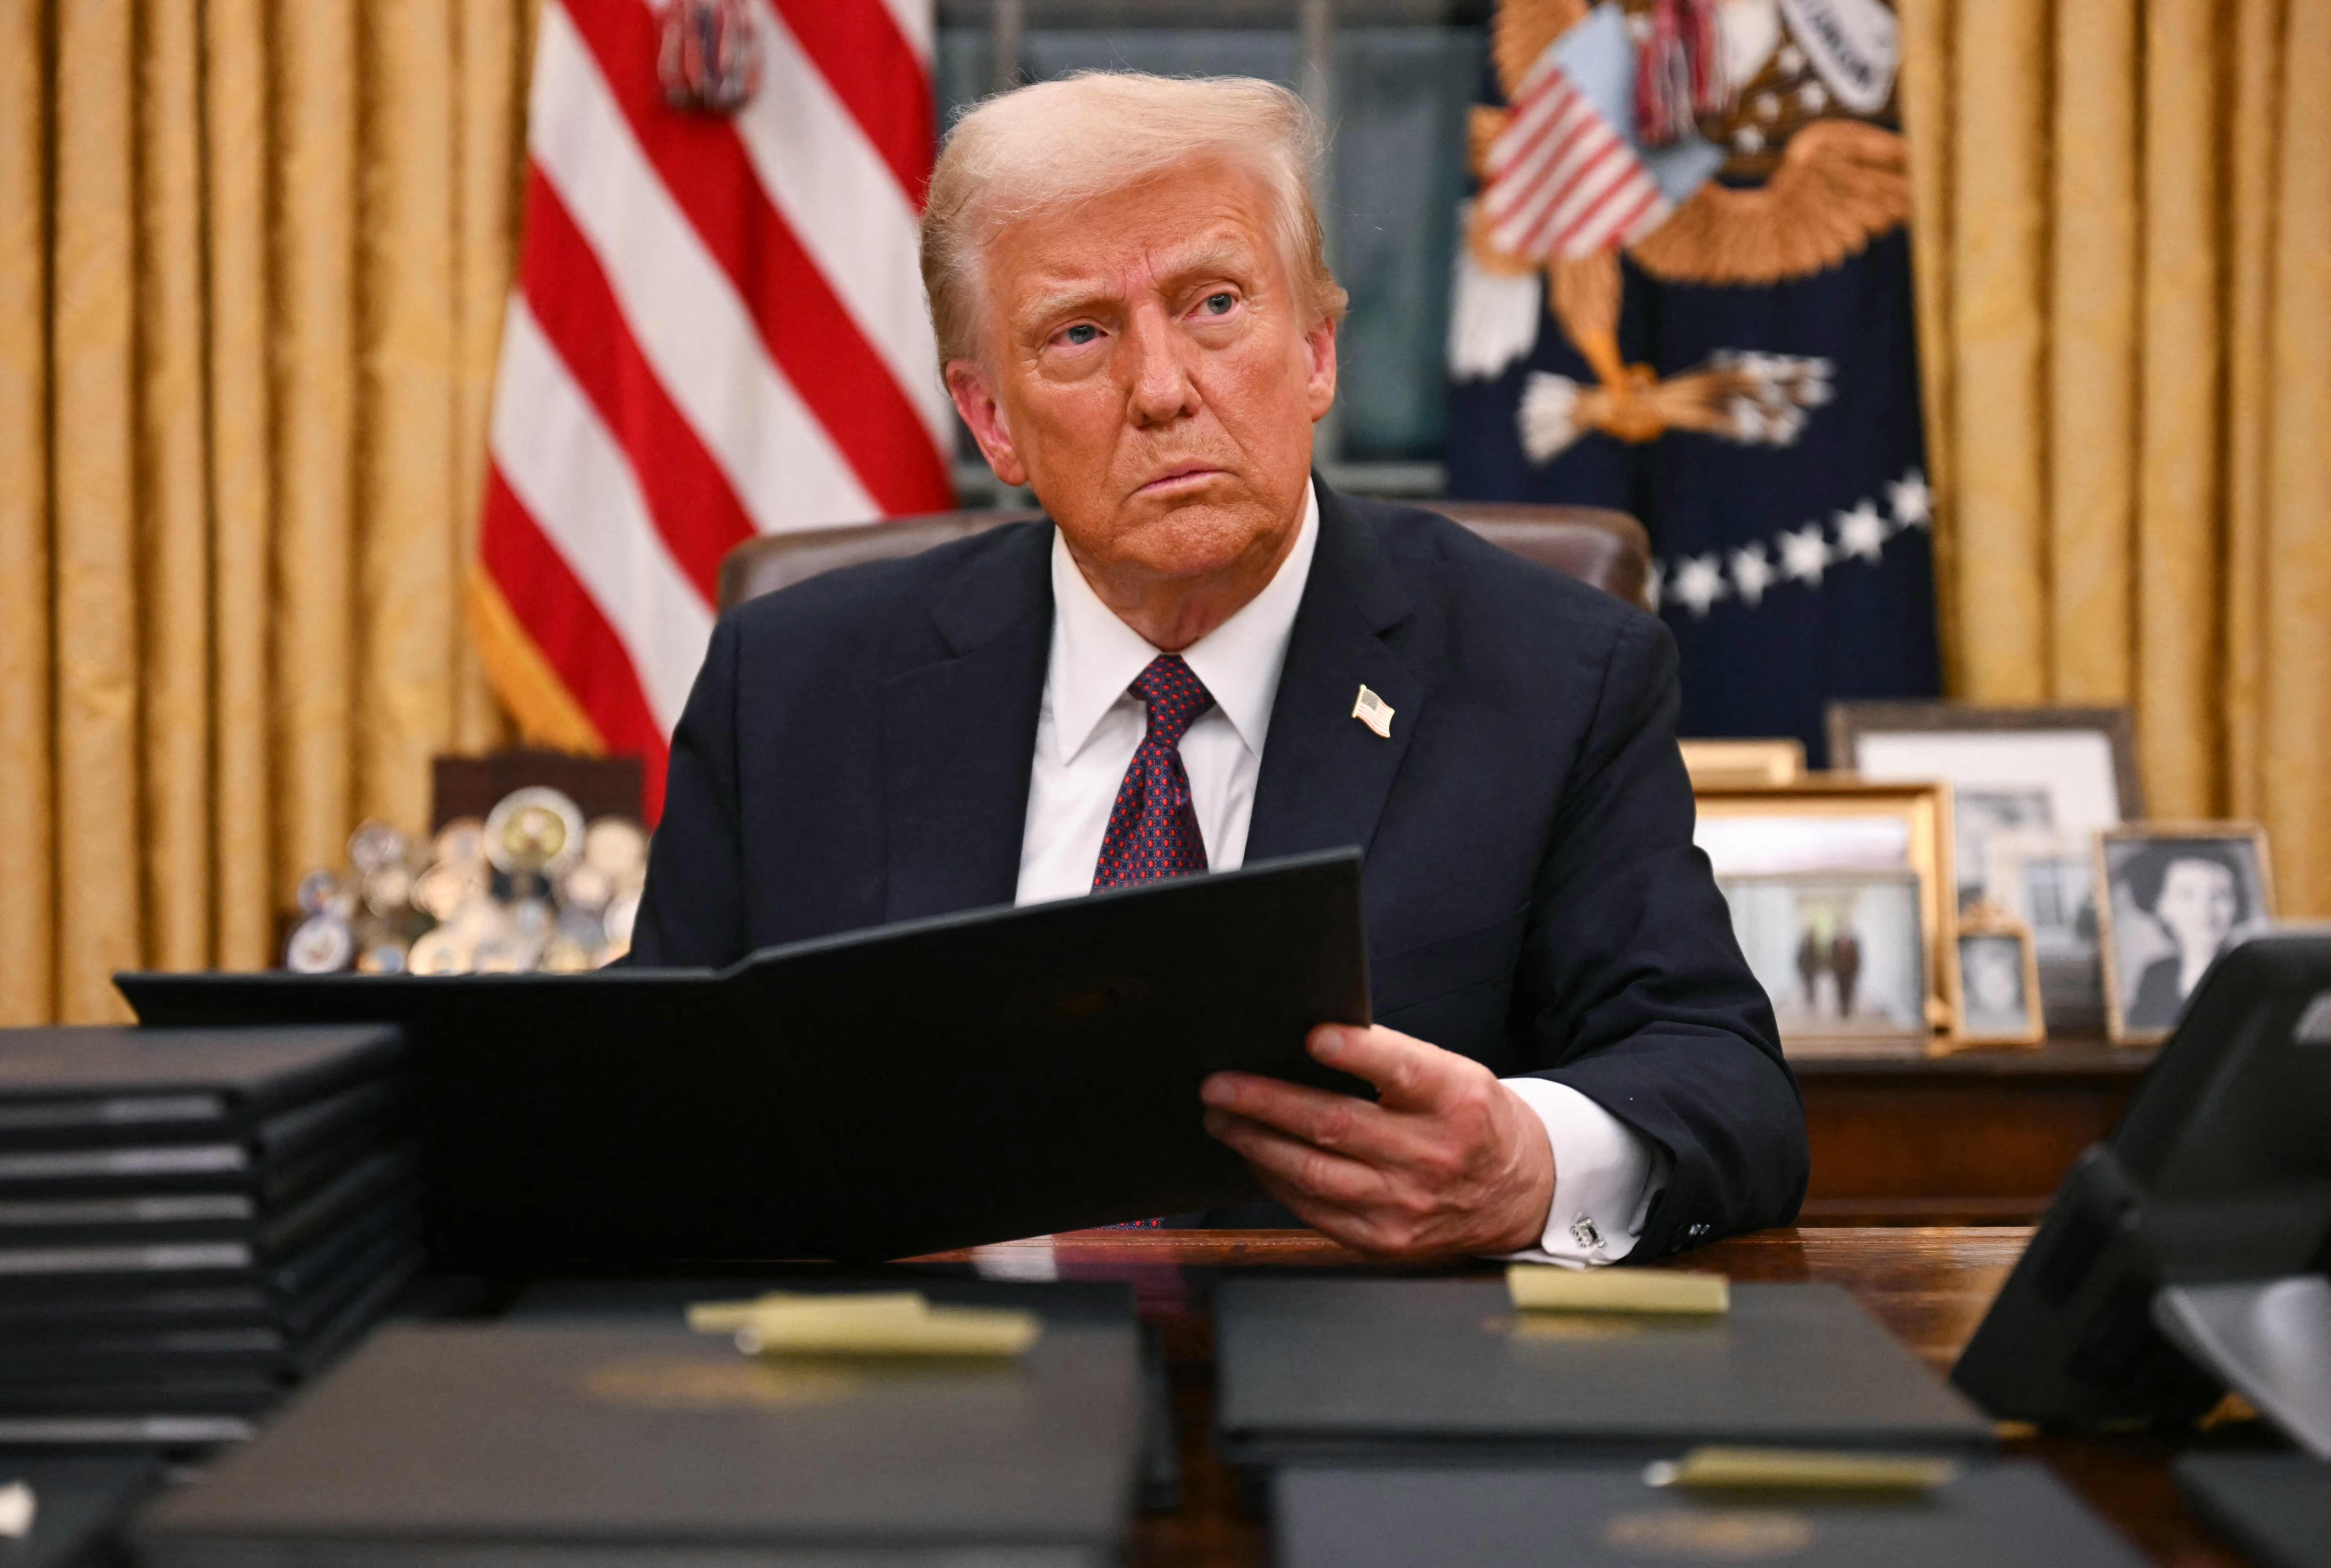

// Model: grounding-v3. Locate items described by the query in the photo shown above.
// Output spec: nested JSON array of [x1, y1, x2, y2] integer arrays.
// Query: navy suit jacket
[[631, 482, 1806, 1258]]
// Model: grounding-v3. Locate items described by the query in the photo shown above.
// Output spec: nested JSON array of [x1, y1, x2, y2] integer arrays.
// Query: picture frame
[[1951, 907, 2045, 1049], [1827, 703, 2135, 838], [1827, 702, 2139, 1037], [1679, 738, 1806, 791], [1981, 826, 2110, 1035], [1716, 871, 1933, 1057], [2095, 824, 2277, 1047], [1694, 780, 1956, 1046]]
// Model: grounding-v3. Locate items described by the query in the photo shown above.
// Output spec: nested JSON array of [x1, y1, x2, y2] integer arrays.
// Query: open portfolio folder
[[116, 850, 1371, 1265]]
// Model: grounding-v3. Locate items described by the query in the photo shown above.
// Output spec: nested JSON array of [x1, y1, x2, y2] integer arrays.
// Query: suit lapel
[[880, 525, 1053, 923], [1246, 481, 1426, 863]]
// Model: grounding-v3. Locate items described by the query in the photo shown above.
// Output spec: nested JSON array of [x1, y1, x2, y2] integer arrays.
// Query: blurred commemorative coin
[[434, 816, 487, 869], [362, 862, 415, 917], [407, 928, 471, 976], [348, 820, 410, 876], [583, 817, 649, 887], [285, 913, 355, 974], [356, 938, 411, 975], [485, 788, 585, 878]]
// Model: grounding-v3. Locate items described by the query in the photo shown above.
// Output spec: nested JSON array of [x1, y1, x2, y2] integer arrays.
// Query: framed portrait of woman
[[1951, 911, 2045, 1049], [2095, 825, 2276, 1046]]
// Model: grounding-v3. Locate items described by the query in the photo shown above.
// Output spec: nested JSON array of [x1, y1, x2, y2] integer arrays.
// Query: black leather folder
[[2174, 1452, 2331, 1568], [1274, 1462, 2147, 1568], [0, 1027, 402, 1151], [133, 1319, 1144, 1568], [0, 1146, 416, 1289], [117, 850, 1371, 1265], [506, 1275, 1184, 1515], [0, 1456, 162, 1568], [1215, 1278, 1994, 1463]]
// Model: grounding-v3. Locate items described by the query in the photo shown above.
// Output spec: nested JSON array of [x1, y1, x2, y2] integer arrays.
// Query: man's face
[[946, 159, 1337, 597]]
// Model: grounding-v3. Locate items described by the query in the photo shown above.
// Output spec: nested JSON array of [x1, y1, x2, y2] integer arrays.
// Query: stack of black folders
[[133, 1276, 1147, 1568], [0, 1024, 418, 1448], [1218, 1274, 2152, 1568]]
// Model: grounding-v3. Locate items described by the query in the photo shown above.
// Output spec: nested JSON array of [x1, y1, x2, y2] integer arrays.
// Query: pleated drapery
[[1901, 0, 2331, 916], [0, 1, 533, 1024]]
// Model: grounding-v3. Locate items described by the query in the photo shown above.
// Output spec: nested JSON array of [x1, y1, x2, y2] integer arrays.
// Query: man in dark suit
[[632, 71, 1804, 1264]]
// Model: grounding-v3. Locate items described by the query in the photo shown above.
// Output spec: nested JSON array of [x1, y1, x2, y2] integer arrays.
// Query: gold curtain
[[0, 0, 537, 1026], [1902, 0, 2331, 916]]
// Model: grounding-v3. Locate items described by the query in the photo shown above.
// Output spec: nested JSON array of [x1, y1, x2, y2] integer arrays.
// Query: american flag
[[472, 0, 952, 822], [1479, 44, 1672, 262]]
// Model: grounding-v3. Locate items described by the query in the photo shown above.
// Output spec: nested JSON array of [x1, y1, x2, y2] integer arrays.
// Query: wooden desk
[[1797, 1040, 2152, 1224], [915, 1227, 2244, 1568]]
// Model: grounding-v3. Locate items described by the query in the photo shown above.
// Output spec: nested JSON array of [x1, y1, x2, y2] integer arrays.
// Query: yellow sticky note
[[686, 1290, 1040, 1359], [1506, 1265, 1729, 1315], [685, 1291, 922, 1336], [1644, 1447, 1961, 1493]]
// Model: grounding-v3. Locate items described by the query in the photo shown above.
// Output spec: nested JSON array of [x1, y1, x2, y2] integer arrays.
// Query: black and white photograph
[[1951, 788, 2057, 909], [1826, 703, 2141, 912], [1982, 827, 2106, 1032], [2098, 826, 2276, 1044], [1717, 873, 1930, 1056], [1954, 927, 2044, 1047]]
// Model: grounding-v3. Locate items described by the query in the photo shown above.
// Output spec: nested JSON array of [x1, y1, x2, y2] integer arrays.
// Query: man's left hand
[[1200, 1023, 1555, 1261]]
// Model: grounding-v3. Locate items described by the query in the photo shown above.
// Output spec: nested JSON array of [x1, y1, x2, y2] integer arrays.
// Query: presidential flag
[[471, 0, 952, 821], [1447, 0, 1939, 760]]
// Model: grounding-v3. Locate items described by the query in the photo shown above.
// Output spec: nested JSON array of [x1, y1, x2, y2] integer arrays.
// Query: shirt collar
[[1046, 480, 1320, 766]]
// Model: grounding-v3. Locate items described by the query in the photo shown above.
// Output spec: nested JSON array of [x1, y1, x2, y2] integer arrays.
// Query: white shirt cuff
[[1496, 1076, 1671, 1268]]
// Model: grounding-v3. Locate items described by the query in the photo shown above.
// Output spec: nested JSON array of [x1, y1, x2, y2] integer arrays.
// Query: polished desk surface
[[912, 1226, 2247, 1568]]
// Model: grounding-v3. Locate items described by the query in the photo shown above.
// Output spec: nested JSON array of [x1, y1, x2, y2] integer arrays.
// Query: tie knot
[[1129, 654, 1213, 747]]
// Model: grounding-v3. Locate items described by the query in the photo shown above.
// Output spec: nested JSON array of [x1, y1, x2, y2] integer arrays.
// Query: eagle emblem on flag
[[1456, 0, 1910, 459]]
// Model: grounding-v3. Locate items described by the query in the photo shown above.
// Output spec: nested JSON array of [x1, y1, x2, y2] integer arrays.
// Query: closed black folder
[[134, 1319, 1144, 1568], [1215, 1278, 1994, 1463], [1274, 1462, 2148, 1568], [2174, 1453, 2331, 1568], [0, 1027, 403, 1150], [0, 1146, 416, 1287], [0, 1456, 161, 1568], [118, 850, 1370, 1264]]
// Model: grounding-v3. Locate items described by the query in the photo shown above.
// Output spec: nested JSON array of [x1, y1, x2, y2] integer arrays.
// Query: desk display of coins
[[282, 787, 647, 975]]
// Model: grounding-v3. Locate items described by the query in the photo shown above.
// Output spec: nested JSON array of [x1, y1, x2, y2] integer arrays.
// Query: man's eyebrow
[[1016, 282, 1113, 328], [1011, 238, 1262, 331], [1152, 238, 1254, 284]]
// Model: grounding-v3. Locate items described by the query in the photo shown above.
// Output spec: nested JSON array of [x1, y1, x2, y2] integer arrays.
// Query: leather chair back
[[716, 501, 1651, 613]]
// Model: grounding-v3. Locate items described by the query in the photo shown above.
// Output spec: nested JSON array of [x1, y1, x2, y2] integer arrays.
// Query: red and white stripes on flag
[[1479, 47, 1671, 262], [471, 0, 952, 822]]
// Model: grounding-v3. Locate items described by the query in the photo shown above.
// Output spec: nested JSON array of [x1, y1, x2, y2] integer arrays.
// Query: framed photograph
[[1694, 780, 1956, 1048], [1952, 912, 2045, 1048], [1679, 738, 1806, 791], [1829, 702, 2138, 1036], [1825, 703, 2142, 913], [1982, 826, 2107, 1034], [1718, 872, 1931, 1056], [2096, 825, 2276, 1046]]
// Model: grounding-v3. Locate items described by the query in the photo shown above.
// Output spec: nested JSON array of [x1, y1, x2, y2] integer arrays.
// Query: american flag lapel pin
[[1352, 684, 1394, 739]]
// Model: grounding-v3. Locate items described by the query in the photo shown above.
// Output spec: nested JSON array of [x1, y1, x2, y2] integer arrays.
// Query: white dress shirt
[[1012, 483, 1666, 1265]]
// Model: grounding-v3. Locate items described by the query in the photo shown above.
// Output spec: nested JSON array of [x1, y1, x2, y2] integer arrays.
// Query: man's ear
[[945, 360, 1028, 488], [1303, 315, 1339, 424]]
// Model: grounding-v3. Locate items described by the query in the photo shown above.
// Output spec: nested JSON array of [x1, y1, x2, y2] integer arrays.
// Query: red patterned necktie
[[1092, 654, 1216, 890]]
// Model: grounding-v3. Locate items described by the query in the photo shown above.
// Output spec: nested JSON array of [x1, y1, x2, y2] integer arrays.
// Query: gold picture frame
[[2094, 823, 2277, 1046], [1950, 906, 2045, 1049], [1679, 738, 1807, 791], [1694, 780, 1957, 1051]]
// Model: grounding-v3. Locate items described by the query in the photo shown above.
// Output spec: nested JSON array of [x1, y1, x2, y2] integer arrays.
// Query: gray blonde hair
[[920, 71, 1349, 366]]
